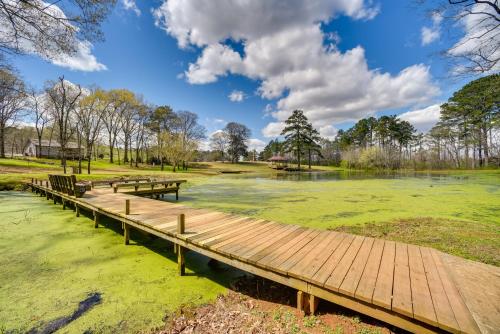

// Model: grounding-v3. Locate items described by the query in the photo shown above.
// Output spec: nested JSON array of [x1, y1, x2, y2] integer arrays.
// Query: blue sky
[[12, 0, 471, 150]]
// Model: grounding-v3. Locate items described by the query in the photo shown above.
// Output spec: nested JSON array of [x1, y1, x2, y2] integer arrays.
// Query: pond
[[180, 170, 500, 228]]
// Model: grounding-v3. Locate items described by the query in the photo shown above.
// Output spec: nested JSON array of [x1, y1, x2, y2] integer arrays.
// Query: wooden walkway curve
[[28, 179, 500, 334]]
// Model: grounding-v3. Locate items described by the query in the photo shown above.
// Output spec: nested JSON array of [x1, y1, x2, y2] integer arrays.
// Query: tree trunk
[[0, 125, 5, 158], [297, 149, 301, 170], [124, 137, 129, 163], [61, 146, 67, 174], [87, 144, 92, 174], [482, 126, 489, 166], [308, 149, 311, 169], [135, 145, 140, 168], [108, 136, 114, 163]]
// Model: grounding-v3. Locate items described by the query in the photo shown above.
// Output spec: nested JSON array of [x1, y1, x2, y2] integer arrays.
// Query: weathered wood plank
[[310, 234, 355, 287], [324, 235, 364, 290], [420, 247, 460, 333], [355, 239, 385, 303], [339, 237, 375, 296], [275, 231, 330, 275], [289, 232, 345, 280], [408, 245, 438, 325], [431, 250, 481, 334], [392, 242, 413, 318]]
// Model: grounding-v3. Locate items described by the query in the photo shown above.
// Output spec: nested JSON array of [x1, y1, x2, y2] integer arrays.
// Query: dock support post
[[124, 224, 130, 245], [177, 214, 185, 276], [297, 291, 319, 315], [125, 199, 130, 215], [94, 211, 99, 228], [309, 294, 319, 315]]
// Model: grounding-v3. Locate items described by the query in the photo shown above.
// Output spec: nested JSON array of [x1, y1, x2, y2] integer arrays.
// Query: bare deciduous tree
[[45, 76, 82, 173], [27, 88, 51, 157], [0, 67, 24, 157], [76, 88, 107, 174], [419, 0, 499, 75], [0, 0, 115, 58]]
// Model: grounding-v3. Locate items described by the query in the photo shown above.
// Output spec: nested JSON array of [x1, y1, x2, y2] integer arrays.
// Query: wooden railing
[[113, 179, 187, 199], [91, 177, 152, 188]]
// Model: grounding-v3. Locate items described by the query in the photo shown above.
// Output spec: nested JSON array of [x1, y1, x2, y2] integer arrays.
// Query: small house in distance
[[268, 155, 288, 170], [24, 139, 82, 159]]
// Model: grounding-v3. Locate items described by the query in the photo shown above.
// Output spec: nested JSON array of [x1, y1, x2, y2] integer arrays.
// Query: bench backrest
[[48, 174, 77, 195]]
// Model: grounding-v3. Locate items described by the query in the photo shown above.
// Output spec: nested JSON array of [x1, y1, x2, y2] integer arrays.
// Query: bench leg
[[94, 212, 99, 228], [62, 199, 66, 210], [176, 190, 179, 201], [76, 205, 80, 217]]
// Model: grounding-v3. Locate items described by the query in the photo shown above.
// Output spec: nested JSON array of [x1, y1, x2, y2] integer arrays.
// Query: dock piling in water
[[177, 214, 185, 276]]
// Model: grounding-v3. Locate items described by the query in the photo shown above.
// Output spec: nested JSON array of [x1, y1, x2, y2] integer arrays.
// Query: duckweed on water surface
[[180, 171, 500, 264], [0, 170, 499, 333], [0, 192, 239, 333]]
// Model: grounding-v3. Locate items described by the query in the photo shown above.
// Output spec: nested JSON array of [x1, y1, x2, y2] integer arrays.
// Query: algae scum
[[0, 172, 499, 333], [181, 171, 500, 264], [0, 192, 239, 333]]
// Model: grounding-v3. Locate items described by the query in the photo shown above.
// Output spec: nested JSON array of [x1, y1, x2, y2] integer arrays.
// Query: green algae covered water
[[0, 192, 240, 333], [180, 171, 500, 228], [0, 171, 499, 332]]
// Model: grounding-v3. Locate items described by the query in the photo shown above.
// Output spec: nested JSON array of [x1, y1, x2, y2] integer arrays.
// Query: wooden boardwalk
[[29, 179, 500, 334]]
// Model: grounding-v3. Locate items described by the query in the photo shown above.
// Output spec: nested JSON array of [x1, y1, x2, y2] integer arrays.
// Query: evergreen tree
[[281, 110, 312, 170], [304, 123, 322, 169]]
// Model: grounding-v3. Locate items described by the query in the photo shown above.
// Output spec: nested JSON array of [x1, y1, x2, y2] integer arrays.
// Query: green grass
[[0, 192, 241, 333]]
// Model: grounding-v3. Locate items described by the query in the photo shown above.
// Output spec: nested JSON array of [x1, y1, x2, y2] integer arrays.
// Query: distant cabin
[[24, 139, 82, 159], [268, 155, 288, 170]]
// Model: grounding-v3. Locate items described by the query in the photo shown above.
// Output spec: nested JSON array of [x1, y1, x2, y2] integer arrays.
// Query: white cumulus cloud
[[421, 12, 442, 46], [247, 138, 267, 152], [154, 0, 440, 136], [122, 0, 141, 16], [228, 90, 245, 102], [50, 40, 107, 72], [262, 122, 285, 138], [399, 103, 442, 132]]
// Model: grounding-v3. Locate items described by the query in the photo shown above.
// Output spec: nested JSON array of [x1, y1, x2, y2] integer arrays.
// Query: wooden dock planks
[[28, 180, 495, 334], [354, 238, 385, 303], [392, 242, 413, 318]]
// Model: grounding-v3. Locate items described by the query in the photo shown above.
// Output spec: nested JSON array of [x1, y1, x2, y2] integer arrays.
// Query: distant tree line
[[258, 74, 499, 170], [0, 69, 210, 173]]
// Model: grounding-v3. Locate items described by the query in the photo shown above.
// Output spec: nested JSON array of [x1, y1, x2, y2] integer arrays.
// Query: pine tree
[[281, 110, 312, 170]]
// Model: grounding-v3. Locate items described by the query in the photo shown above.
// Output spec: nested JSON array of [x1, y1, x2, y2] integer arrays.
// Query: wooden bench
[[48, 174, 89, 198], [91, 177, 152, 188], [113, 179, 187, 200]]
